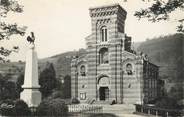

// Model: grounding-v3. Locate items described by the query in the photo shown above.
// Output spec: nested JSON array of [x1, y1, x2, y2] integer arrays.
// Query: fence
[[68, 104, 103, 114], [135, 104, 182, 117]]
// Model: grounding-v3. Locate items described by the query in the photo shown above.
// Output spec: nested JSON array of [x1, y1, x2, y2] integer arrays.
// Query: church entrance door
[[99, 87, 109, 101]]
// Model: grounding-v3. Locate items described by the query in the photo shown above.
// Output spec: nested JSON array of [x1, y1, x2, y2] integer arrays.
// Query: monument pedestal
[[20, 44, 41, 107], [20, 89, 41, 107]]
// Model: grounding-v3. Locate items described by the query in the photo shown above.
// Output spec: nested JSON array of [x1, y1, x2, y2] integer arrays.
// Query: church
[[71, 4, 159, 104]]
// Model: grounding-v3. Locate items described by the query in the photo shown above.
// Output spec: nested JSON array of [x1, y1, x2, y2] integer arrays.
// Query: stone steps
[[123, 98, 140, 104], [123, 93, 140, 97], [102, 104, 135, 114], [123, 89, 140, 93]]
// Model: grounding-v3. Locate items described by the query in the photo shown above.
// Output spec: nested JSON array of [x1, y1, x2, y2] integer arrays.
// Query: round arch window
[[126, 63, 133, 75], [80, 65, 86, 76], [100, 26, 108, 42], [99, 48, 109, 64]]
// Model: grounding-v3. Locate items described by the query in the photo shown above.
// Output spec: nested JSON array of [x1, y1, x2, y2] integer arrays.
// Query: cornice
[[89, 4, 127, 18]]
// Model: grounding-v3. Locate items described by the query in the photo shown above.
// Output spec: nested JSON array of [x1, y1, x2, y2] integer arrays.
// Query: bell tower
[[86, 4, 127, 103], [88, 4, 127, 46]]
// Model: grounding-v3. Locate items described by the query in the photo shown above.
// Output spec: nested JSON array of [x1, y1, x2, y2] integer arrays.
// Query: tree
[[39, 62, 57, 98], [0, 0, 27, 62], [134, 0, 184, 33], [0, 73, 21, 100], [54, 75, 71, 99], [0, 74, 6, 100], [168, 86, 183, 101], [16, 73, 24, 97], [36, 98, 68, 116], [63, 75, 71, 99], [2, 81, 17, 100]]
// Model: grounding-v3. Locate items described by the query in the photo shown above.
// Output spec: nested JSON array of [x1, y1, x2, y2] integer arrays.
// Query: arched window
[[101, 26, 108, 42], [99, 48, 109, 64], [80, 65, 86, 76], [126, 63, 133, 75]]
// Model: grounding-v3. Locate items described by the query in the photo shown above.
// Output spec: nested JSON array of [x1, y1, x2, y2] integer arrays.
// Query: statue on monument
[[27, 32, 35, 44]]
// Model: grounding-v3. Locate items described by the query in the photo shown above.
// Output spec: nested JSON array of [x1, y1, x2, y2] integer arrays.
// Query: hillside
[[137, 33, 184, 99], [0, 48, 86, 80], [0, 33, 183, 100]]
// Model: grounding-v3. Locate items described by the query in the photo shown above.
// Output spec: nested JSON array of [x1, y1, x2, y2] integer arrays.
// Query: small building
[[71, 4, 159, 104]]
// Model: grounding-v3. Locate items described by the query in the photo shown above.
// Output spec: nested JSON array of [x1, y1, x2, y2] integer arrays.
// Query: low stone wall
[[135, 104, 182, 117]]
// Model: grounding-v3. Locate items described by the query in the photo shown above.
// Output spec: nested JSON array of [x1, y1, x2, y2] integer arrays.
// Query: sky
[[2, 0, 182, 61]]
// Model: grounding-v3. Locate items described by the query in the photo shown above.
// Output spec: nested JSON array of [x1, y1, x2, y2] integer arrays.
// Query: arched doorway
[[98, 76, 110, 101], [99, 87, 109, 100]]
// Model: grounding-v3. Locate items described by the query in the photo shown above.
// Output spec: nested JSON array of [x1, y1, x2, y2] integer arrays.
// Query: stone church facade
[[71, 4, 159, 104]]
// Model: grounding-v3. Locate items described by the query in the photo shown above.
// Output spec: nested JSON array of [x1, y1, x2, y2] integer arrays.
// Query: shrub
[[71, 97, 80, 104], [0, 99, 30, 116], [14, 99, 31, 116], [36, 98, 68, 116], [0, 99, 15, 116], [48, 90, 64, 99], [155, 97, 180, 109]]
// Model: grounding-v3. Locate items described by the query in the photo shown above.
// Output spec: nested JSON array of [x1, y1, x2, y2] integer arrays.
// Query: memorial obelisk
[[20, 32, 41, 107]]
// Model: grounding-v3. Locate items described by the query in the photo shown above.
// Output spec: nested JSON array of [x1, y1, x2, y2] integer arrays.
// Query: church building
[[71, 4, 159, 104]]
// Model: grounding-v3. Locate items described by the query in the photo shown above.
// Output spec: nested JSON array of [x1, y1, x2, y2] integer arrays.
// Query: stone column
[[20, 44, 41, 107]]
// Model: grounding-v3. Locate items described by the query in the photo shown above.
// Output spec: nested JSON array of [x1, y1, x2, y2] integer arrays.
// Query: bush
[[36, 98, 68, 116], [155, 97, 180, 109], [14, 99, 31, 116], [71, 97, 80, 104], [0, 99, 30, 116], [48, 90, 64, 99], [0, 99, 15, 116]]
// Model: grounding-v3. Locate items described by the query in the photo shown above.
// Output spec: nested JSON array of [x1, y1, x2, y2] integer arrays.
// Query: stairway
[[85, 98, 95, 104], [93, 104, 135, 114]]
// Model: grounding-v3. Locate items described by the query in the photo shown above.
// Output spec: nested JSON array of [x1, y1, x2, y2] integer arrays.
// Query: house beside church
[[71, 4, 159, 104]]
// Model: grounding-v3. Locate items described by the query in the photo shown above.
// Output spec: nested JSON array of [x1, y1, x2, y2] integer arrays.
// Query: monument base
[[20, 88, 41, 107]]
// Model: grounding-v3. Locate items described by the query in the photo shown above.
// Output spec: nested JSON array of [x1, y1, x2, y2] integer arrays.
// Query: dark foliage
[[0, 99, 30, 116], [0, 99, 15, 116], [63, 75, 71, 98], [56, 75, 71, 99], [14, 99, 31, 116], [0, 72, 25, 100], [39, 62, 57, 98], [155, 97, 180, 109], [134, 0, 184, 33], [16, 73, 24, 97], [0, 80, 17, 100], [49, 90, 64, 99], [168, 86, 183, 101], [36, 98, 68, 116]]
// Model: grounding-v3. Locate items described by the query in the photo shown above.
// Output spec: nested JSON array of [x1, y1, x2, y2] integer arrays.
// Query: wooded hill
[[137, 33, 184, 100]]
